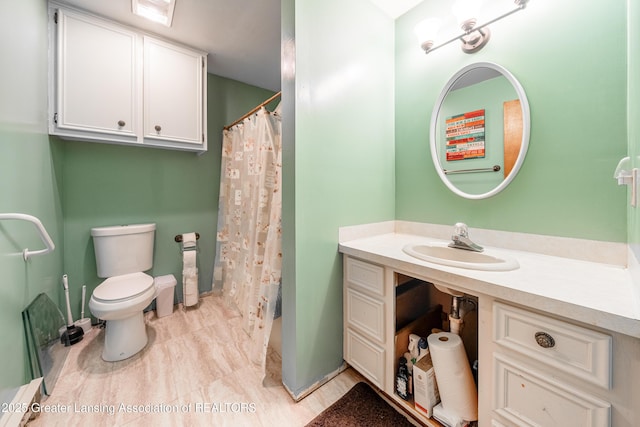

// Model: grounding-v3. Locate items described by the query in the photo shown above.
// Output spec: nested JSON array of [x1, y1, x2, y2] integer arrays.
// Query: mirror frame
[[429, 62, 531, 199]]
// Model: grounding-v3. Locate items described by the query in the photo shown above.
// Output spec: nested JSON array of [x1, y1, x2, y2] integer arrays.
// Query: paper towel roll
[[427, 332, 478, 422]]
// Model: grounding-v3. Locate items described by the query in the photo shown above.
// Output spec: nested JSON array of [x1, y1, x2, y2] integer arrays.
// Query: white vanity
[[339, 221, 640, 427]]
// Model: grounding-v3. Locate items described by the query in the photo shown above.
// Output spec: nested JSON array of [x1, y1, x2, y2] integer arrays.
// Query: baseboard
[[0, 378, 43, 427], [283, 362, 348, 402]]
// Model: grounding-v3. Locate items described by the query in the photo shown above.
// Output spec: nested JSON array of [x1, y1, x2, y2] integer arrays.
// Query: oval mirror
[[430, 62, 530, 199]]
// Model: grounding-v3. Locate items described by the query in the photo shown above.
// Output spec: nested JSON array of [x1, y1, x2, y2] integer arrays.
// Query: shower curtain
[[213, 105, 282, 372]]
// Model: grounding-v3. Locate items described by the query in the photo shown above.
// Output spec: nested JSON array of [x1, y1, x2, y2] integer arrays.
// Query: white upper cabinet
[[143, 37, 204, 147], [49, 4, 207, 153], [55, 9, 138, 139]]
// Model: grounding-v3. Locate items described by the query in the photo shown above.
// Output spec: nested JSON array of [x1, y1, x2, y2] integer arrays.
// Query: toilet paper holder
[[175, 232, 200, 254], [174, 233, 200, 243]]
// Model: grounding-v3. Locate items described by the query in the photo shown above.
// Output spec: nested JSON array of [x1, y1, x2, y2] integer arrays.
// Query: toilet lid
[[93, 272, 154, 302]]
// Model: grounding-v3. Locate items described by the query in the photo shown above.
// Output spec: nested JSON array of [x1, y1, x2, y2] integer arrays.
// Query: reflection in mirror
[[430, 62, 530, 199]]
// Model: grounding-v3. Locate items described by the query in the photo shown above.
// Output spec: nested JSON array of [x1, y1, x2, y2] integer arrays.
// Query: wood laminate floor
[[27, 295, 364, 426]]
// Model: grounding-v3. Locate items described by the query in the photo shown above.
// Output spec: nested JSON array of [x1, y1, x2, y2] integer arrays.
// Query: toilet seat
[[93, 272, 154, 302]]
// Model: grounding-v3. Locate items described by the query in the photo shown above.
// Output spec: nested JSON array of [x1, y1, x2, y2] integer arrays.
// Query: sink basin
[[402, 242, 519, 271]]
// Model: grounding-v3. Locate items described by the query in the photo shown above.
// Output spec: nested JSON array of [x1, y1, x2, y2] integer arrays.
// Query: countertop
[[339, 224, 640, 339]]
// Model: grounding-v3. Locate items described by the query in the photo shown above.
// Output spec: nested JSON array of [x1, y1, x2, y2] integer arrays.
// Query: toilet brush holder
[[61, 274, 84, 346], [74, 284, 92, 334], [75, 318, 92, 334]]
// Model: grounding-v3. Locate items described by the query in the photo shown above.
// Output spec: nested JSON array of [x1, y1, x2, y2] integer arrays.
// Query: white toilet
[[89, 223, 157, 362]]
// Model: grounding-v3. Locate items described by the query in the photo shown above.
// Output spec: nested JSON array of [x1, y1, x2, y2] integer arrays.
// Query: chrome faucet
[[449, 222, 484, 252]]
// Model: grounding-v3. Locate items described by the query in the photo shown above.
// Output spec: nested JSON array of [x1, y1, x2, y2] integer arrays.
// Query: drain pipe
[[449, 295, 463, 335]]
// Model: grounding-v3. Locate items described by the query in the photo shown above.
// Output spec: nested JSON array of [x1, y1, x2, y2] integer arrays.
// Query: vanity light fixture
[[415, 0, 529, 55], [132, 0, 176, 27]]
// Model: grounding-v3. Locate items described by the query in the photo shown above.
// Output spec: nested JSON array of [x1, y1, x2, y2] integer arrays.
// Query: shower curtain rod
[[223, 91, 282, 131]]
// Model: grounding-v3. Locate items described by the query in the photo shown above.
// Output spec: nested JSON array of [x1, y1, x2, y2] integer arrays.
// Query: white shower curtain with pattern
[[213, 106, 282, 372]]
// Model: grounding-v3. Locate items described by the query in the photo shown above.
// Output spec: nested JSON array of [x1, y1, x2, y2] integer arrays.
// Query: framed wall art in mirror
[[430, 62, 531, 199]]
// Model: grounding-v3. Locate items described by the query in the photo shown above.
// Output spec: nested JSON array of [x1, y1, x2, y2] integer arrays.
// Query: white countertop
[[339, 224, 640, 339]]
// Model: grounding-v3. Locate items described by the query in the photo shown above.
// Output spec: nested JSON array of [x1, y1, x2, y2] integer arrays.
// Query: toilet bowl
[[89, 223, 157, 362], [89, 272, 156, 361]]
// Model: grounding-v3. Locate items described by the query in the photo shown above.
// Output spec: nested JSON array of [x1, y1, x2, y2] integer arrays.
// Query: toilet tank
[[91, 223, 156, 278]]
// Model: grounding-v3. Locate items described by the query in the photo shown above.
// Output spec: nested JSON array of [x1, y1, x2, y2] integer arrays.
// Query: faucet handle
[[453, 222, 469, 238]]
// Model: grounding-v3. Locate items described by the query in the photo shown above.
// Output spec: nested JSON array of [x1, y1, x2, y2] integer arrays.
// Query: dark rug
[[305, 382, 414, 426]]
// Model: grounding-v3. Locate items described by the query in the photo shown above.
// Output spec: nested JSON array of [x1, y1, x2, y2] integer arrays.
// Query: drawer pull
[[117, 120, 126, 127], [534, 332, 555, 348], [155, 125, 162, 132]]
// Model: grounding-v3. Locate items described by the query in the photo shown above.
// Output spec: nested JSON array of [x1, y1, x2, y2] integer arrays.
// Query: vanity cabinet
[[343, 256, 456, 426], [342, 253, 640, 427], [490, 302, 612, 426], [48, 4, 207, 153], [343, 257, 389, 389]]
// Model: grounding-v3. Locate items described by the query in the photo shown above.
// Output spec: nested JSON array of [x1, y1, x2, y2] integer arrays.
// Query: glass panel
[[22, 293, 69, 395]]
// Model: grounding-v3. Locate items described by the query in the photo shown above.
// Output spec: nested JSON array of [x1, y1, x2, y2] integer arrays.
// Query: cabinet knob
[[534, 331, 555, 348], [155, 125, 162, 132], [117, 120, 125, 127]]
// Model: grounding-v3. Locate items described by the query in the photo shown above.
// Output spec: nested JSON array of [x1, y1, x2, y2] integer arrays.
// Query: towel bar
[[443, 165, 501, 175]]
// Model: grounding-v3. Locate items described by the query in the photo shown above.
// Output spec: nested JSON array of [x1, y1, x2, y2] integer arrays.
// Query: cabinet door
[[345, 257, 385, 297], [493, 302, 612, 389], [55, 9, 137, 138], [346, 288, 385, 343], [143, 36, 205, 146], [345, 328, 385, 388], [493, 354, 610, 427]]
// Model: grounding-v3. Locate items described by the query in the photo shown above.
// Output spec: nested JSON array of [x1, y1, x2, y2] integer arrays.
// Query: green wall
[[0, 0, 65, 391], [282, 0, 396, 397], [61, 75, 276, 320], [395, 0, 627, 242], [629, 0, 640, 282]]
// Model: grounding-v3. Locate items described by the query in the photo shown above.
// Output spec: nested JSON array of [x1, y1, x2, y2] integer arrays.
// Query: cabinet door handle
[[534, 331, 555, 348], [117, 120, 126, 127], [155, 125, 162, 132]]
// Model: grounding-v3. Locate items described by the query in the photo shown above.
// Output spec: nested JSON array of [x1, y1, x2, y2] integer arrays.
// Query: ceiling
[[55, 0, 421, 92]]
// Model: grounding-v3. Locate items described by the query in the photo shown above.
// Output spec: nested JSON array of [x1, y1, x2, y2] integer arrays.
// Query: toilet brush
[[74, 284, 92, 334], [60, 274, 84, 346]]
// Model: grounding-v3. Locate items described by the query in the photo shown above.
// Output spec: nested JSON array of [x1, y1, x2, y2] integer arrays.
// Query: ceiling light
[[132, 0, 176, 27]]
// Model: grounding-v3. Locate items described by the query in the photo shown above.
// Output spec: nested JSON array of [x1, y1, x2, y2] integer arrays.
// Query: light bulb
[[414, 18, 442, 52], [452, 0, 483, 30]]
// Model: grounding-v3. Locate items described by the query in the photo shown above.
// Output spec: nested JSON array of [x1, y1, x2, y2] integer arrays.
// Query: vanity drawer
[[345, 328, 385, 388], [493, 302, 612, 389], [345, 257, 384, 297], [493, 354, 610, 427], [345, 288, 385, 343]]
